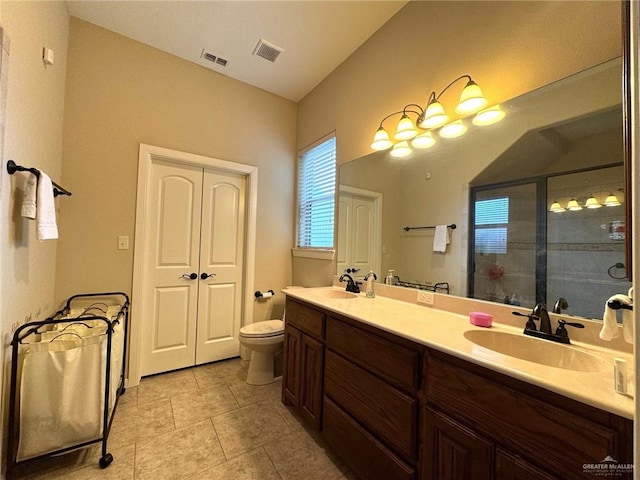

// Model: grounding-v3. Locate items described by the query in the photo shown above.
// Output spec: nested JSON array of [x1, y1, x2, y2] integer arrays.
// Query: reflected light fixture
[[549, 200, 566, 213], [584, 194, 602, 209], [604, 193, 622, 207], [473, 105, 505, 126], [566, 198, 582, 211], [411, 131, 436, 149], [439, 120, 467, 138], [390, 140, 412, 158]]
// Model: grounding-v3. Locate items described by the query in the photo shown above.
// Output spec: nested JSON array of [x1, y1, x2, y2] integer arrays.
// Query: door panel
[[141, 160, 202, 376], [336, 191, 379, 276], [196, 169, 246, 364]]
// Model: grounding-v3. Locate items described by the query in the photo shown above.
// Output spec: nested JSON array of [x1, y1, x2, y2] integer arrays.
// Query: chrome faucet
[[552, 297, 569, 314], [339, 273, 360, 293], [532, 303, 552, 334]]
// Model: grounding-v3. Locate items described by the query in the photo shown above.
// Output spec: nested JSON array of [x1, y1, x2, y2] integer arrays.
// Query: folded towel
[[36, 172, 58, 240], [433, 225, 449, 253], [623, 307, 633, 344], [21, 173, 37, 219], [600, 293, 631, 341]]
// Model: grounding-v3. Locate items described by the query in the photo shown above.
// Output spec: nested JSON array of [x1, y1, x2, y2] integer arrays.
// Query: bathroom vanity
[[281, 288, 634, 480]]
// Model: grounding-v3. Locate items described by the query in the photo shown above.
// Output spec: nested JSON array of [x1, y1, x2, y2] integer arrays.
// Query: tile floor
[[11, 358, 356, 480]]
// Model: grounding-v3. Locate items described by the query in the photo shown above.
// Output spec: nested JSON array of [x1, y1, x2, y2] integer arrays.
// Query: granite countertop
[[283, 286, 634, 420]]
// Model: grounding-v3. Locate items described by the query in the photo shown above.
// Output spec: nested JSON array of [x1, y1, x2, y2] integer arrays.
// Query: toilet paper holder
[[254, 290, 275, 299]]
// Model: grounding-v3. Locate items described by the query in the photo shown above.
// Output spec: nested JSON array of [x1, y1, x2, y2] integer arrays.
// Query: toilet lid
[[240, 320, 284, 338]]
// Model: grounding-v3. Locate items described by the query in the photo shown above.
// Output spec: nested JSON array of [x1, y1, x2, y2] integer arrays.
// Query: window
[[474, 197, 509, 254], [296, 135, 336, 249]]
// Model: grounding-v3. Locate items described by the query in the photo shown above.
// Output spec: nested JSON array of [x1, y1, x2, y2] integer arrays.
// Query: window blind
[[297, 136, 336, 248], [475, 197, 509, 254]]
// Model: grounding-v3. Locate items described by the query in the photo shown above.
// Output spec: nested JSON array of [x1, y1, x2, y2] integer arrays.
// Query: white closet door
[[337, 192, 377, 276], [196, 169, 246, 364], [140, 160, 202, 376]]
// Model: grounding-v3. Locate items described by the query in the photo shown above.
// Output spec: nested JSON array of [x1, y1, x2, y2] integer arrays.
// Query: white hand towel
[[21, 173, 37, 219], [600, 293, 631, 341], [36, 172, 58, 240], [622, 308, 633, 344], [433, 225, 449, 253]]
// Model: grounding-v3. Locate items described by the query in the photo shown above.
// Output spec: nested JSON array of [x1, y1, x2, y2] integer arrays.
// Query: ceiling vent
[[201, 50, 229, 67], [252, 39, 284, 63]]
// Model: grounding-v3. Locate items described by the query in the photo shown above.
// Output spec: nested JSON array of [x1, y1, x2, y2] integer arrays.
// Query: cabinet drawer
[[325, 350, 418, 463], [326, 317, 420, 392], [427, 352, 627, 480], [285, 299, 325, 340], [323, 396, 415, 480]]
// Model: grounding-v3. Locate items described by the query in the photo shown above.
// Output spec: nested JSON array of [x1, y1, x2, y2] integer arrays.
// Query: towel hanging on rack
[[6, 160, 72, 197], [433, 225, 450, 253]]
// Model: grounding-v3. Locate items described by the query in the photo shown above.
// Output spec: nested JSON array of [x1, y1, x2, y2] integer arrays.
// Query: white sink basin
[[312, 289, 358, 299], [464, 330, 610, 373]]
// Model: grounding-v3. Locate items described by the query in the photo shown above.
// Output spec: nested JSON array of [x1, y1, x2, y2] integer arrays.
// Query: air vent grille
[[252, 39, 284, 63], [201, 50, 229, 67]]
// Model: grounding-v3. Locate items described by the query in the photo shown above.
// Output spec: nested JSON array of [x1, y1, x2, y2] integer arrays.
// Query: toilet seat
[[239, 320, 284, 338]]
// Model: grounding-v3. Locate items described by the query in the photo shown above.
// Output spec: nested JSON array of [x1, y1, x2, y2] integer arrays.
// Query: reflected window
[[474, 197, 509, 254]]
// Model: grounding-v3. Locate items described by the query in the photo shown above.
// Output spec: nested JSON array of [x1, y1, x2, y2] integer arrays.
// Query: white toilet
[[239, 319, 285, 385]]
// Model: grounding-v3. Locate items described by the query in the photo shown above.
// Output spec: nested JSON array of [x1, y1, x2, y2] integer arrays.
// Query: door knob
[[201, 272, 216, 280], [182, 273, 198, 280]]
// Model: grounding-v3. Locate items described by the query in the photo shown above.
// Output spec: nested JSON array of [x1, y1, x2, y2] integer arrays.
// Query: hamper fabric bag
[[17, 333, 106, 461]]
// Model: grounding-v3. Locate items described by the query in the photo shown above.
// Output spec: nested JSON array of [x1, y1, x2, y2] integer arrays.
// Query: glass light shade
[[439, 120, 467, 138], [455, 80, 488, 115], [411, 131, 436, 149], [567, 198, 582, 211], [420, 101, 449, 129], [390, 140, 412, 158], [584, 195, 602, 209], [472, 105, 505, 126], [604, 193, 621, 206], [370, 127, 393, 151], [549, 201, 566, 213], [394, 114, 418, 140]]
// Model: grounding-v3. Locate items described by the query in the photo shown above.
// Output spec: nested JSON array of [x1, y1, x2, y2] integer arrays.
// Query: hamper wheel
[[118, 386, 126, 395], [99, 453, 113, 468]]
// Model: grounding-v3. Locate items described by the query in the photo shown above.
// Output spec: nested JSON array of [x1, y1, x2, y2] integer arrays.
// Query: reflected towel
[[433, 225, 449, 253], [21, 173, 37, 219], [36, 172, 58, 240], [600, 294, 631, 341]]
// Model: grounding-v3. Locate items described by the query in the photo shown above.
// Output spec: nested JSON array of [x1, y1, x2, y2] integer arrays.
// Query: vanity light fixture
[[370, 75, 498, 157], [566, 198, 583, 211], [604, 193, 622, 207], [584, 194, 602, 209], [549, 200, 566, 213]]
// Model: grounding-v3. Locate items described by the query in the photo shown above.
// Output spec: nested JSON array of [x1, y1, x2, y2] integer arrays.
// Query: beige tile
[[28, 443, 135, 480], [270, 399, 305, 432], [212, 400, 292, 459], [117, 385, 138, 408], [193, 357, 247, 388], [137, 368, 198, 405], [134, 419, 225, 480], [186, 447, 281, 480], [227, 377, 283, 407], [171, 383, 240, 429], [265, 429, 344, 480], [108, 398, 175, 449]]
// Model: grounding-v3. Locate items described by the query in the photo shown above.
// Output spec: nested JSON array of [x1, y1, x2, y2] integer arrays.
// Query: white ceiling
[[66, 1, 407, 102]]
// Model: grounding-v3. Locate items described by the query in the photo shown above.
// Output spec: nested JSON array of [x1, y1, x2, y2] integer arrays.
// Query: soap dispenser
[[364, 271, 377, 298], [385, 269, 396, 285]]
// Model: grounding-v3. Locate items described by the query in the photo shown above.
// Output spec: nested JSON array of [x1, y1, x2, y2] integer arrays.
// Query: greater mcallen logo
[[583, 456, 633, 476]]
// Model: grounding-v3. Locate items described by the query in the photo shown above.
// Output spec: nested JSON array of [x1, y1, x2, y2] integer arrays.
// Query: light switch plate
[[117, 235, 129, 250]]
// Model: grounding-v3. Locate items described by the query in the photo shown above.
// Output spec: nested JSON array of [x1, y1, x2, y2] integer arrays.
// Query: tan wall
[[56, 18, 296, 324], [295, 0, 622, 286], [0, 0, 69, 466]]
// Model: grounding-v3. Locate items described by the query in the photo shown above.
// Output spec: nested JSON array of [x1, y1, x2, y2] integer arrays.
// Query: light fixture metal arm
[[434, 74, 473, 100], [377, 104, 425, 128]]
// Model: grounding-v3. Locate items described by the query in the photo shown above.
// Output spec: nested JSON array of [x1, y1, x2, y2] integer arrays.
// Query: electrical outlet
[[118, 235, 129, 250], [417, 291, 434, 306]]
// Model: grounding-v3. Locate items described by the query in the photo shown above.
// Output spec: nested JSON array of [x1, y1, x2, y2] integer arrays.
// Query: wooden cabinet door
[[282, 325, 302, 407], [300, 334, 324, 430], [495, 449, 558, 480], [422, 408, 492, 480]]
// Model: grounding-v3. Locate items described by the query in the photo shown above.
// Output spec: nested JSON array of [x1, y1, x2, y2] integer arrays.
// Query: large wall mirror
[[337, 56, 630, 321]]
